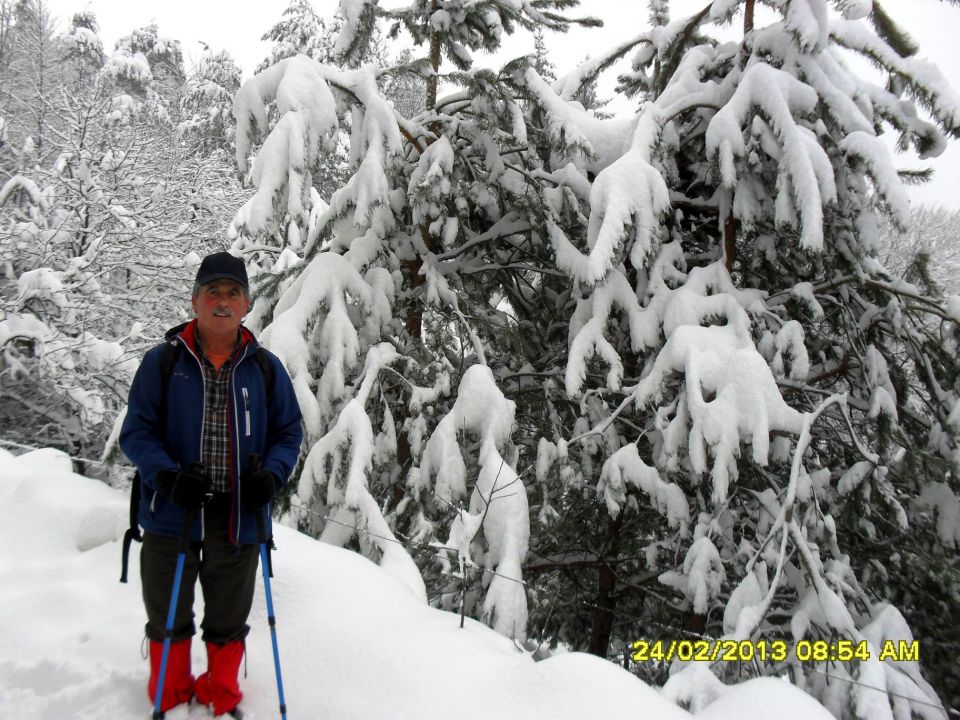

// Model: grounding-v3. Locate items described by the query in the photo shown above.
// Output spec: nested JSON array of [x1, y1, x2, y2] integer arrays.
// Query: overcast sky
[[45, 0, 960, 209]]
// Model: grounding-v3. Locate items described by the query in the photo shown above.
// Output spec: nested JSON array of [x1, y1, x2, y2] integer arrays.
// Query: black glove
[[242, 469, 279, 511], [156, 468, 210, 510]]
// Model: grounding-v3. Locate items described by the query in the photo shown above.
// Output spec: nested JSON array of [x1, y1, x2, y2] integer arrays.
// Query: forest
[[1, 0, 959, 717]]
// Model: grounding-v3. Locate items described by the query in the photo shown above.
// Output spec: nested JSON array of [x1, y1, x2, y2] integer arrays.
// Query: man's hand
[[242, 469, 279, 511], [156, 468, 210, 510]]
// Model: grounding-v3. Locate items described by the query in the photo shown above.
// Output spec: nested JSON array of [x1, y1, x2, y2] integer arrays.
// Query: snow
[[419, 365, 517, 504], [105, 51, 153, 86], [294, 344, 426, 602], [417, 366, 531, 638], [0, 312, 50, 347], [564, 314, 625, 395], [914, 482, 960, 548], [598, 444, 689, 531], [232, 56, 339, 238], [855, 604, 946, 720], [705, 63, 835, 251], [834, 0, 872, 20], [839, 131, 911, 229], [660, 536, 725, 615], [723, 572, 765, 637], [408, 136, 454, 225], [790, 281, 825, 320], [526, 67, 639, 175], [0, 448, 842, 720], [785, 0, 829, 52], [690, 677, 836, 720], [945, 295, 960, 324], [470, 448, 529, 640], [631, 321, 805, 504], [16, 267, 66, 310], [832, 19, 960, 140], [864, 345, 899, 421], [586, 149, 671, 282], [18, 0, 947, 716], [334, 0, 376, 62], [0, 175, 46, 210], [796, 53, 873, 136], [260, 251, 377, 435]]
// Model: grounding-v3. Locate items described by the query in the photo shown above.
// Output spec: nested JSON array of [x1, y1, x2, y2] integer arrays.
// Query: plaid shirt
[[198, 339, 240, 493]]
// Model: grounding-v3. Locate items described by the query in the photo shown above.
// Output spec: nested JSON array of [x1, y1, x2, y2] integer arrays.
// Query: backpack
[[119, 340, 275, 583]]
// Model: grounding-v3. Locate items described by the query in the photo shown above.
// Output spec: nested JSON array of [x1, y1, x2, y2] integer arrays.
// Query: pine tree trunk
[[425, 0, 441, 113], [405, 0, 442, 340], [399, 0, 444, 485], [723, 213, 738, 274], [587, 509, 625, 657], [723, 0, 753, 276]]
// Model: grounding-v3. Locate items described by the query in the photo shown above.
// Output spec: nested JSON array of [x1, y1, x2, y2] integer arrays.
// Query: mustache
[[212, 307, 234, 317]]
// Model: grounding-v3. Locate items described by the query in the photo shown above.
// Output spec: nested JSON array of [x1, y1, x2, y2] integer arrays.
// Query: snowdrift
[[0, 448, 833, 719]]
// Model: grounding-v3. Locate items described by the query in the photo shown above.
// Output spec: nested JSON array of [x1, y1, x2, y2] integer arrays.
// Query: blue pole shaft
[[249, 455, 286, 720], [153, 551, 187, 719], [260, 540, 287, 720]]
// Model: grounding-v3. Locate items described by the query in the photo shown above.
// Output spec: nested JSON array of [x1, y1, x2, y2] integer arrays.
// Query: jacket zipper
[[242, 387, 251, 437]]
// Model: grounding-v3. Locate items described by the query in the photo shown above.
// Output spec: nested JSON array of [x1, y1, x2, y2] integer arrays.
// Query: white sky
[[45, 0, 960, 209]]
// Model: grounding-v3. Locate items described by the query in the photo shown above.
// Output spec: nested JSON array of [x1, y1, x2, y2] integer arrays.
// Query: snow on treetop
[[104, 52, 152, 86], [705, 63, 835, 250]]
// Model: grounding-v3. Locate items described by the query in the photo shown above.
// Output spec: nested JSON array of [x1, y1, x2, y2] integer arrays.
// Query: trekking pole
[[152, 462, 205, 720], [250, 454, 288, 720]]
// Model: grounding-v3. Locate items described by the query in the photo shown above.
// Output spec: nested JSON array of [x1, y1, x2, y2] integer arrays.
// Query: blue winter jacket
[[119, 320, 303, 545]]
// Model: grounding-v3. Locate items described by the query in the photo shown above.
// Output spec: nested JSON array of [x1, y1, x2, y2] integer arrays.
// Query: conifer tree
[[112, 23, 185, 117], [233, 0, 959, 713], [257, 0, 342, 71], [526, 0, 959, 714], [234, 0, 600, 641], [240, 0, 426, 247], [179, 49, 242, 156], [532, 28, 555, 84]]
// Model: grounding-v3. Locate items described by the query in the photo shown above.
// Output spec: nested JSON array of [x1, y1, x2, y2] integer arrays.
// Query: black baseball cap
[[195, 252, 248, 289]]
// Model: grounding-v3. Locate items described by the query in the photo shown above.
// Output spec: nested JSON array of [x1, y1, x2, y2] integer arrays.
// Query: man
[[120, 252, 302, 717]]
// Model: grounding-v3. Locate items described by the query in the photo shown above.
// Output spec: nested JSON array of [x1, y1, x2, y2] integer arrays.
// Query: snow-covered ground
[[0, 447, 834, 720]]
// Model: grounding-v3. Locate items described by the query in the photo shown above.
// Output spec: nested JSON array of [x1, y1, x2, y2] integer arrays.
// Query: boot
[[195, 640, 244, 716], [148, 638, 194, 712]]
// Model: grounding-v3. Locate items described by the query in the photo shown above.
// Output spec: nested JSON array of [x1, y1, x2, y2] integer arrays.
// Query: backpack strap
[[157, 340, 181, 424], [119, 341, 181, 583], [253, 347, 275, 407]]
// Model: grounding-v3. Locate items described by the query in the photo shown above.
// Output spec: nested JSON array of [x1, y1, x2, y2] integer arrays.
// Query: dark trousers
[[141, 494, 259, 645]]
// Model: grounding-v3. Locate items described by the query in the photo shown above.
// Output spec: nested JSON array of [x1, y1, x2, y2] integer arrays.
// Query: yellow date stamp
[[630, 639, 919, 663], [631, 639, 791, 663]]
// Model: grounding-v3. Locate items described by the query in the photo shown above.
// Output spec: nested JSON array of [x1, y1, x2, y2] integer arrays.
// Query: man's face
[[192, 280, 250, 338]]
